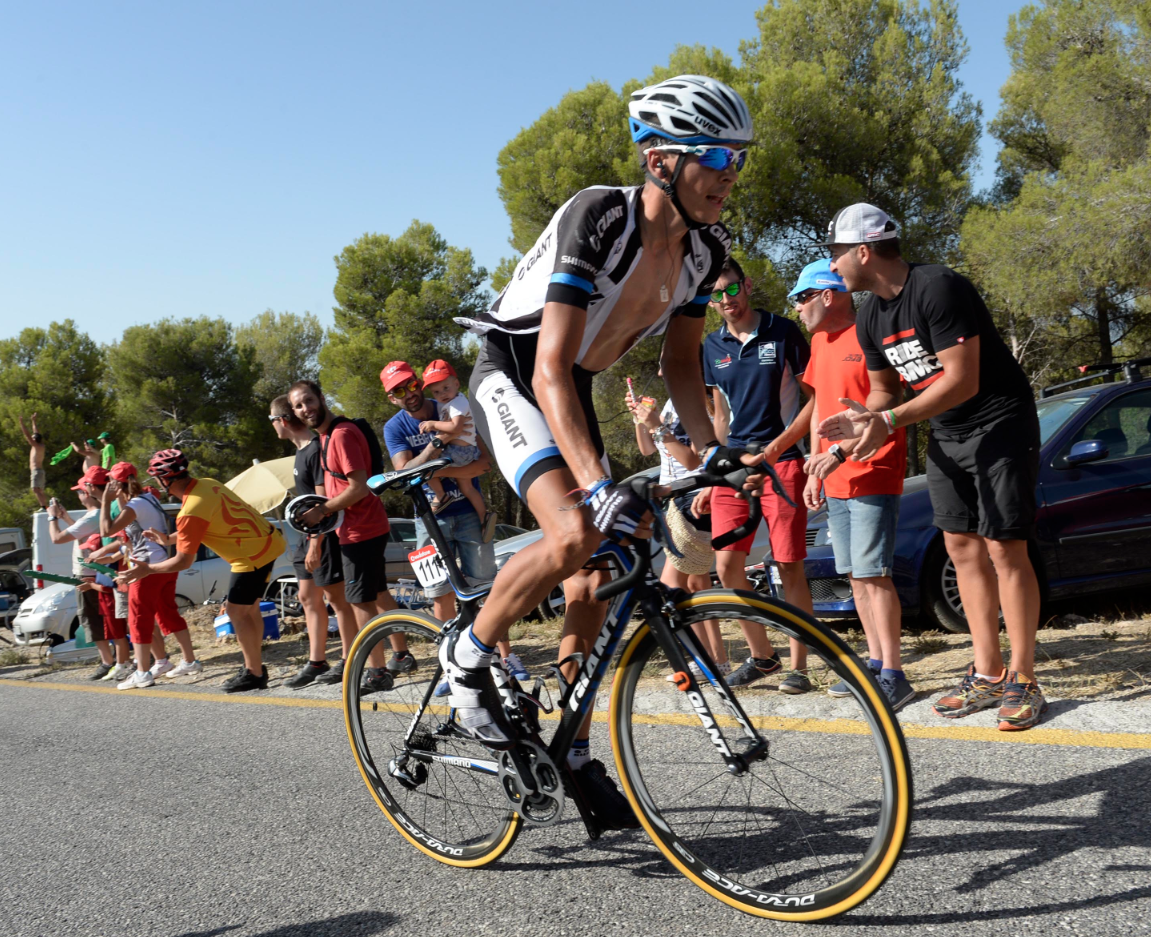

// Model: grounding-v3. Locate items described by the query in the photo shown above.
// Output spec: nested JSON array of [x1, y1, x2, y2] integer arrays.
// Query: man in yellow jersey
[[119, 449, 286, 693]]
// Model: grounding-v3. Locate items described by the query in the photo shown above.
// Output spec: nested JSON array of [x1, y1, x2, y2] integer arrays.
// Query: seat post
[[407, 481, 471, 595]]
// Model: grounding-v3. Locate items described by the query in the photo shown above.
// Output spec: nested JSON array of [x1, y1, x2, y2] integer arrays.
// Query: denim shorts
[[446, 444, 480, 468], [414, 509, 497, 598], [826, 494, 900, 579]]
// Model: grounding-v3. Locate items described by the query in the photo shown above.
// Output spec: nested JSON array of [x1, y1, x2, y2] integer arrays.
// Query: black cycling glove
[[586, 480, 648, 543], [703, 445, 748, 475]]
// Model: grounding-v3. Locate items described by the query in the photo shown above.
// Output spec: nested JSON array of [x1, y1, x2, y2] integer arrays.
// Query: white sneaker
[[165, 659, 203, 678], [666, 661, 706, 683], [150, 658, 175, 678], [105, 662, 134, 681], [118, 669, 155, 690], [502, 652, 530, 681]]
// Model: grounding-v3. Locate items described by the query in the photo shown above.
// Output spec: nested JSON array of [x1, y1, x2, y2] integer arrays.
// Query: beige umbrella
[[224, 457, 298, 515]]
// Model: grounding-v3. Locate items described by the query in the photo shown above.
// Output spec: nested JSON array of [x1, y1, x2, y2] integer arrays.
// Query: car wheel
[[267, 578, 302, 618], [536, 584, 566, 622], [49, 618, 80, 647], [920, 541, 968, 633]]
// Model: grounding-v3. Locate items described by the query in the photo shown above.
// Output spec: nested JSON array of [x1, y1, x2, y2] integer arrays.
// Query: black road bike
[[343, 459, 911, 922]]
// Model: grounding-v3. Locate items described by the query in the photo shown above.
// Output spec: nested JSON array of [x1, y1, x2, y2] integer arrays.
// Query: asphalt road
[[2, 681, 1149, 937]]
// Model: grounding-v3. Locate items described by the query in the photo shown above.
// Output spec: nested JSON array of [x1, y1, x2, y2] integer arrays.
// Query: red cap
[[108, 461, 138, 482], [380, 360, 418, 393], [422, 359, 457, 387], [72, 465, 109, 490]]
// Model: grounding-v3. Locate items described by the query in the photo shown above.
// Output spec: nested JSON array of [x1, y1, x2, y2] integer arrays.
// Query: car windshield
[[1036, 395, 1093, 445]]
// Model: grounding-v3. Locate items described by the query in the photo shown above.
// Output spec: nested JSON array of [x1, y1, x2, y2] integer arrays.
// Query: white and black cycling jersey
[[455, 185, 732, 367]]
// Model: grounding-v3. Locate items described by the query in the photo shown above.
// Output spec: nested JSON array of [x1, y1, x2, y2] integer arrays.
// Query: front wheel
[[343, 611, 521, 868], [609, 590, 912, 921]]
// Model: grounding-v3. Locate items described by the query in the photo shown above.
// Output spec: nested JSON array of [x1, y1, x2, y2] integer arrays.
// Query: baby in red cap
[[418, 359, 489, 523]]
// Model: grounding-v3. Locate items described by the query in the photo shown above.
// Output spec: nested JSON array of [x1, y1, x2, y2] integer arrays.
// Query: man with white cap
[[792, 258, 913, 710], [818, 204, 1045, 731]]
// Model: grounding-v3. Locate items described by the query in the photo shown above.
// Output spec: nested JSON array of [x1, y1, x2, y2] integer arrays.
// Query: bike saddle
[[368, 457, 454, 494]]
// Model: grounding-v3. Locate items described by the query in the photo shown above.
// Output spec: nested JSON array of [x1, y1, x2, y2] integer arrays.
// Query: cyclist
[[444, 75, 762, 827]]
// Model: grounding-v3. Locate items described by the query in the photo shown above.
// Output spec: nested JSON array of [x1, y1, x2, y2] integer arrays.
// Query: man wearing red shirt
[[794, 259, 915, 710], [290, 379, 402, 692]]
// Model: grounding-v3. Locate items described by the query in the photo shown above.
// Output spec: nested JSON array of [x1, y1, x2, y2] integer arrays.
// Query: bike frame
[[381, 466, 769, 785]]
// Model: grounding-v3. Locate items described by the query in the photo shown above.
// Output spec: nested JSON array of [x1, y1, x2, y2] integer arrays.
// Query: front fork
[[639, 593, 768, 775]]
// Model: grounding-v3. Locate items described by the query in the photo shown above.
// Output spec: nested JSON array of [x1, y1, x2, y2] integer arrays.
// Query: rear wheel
[[343, 611, 521, 867], [610, 591, 911, 921]]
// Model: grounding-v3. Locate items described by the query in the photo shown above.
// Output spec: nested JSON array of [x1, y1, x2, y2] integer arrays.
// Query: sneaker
[[828, 660, 881, 698], [434, 679, 451, 697], [315, 659, 345, 685], [666, 660, 704, 683], [726, 653, 783, 687], [502, 653, 529, 682], [878, 673, 916, 712], [285, 661, 330, 689], [932, 664, 1006, 719], [165, 659, 203, 678], [223, 666, 268, 693], [118, 669, 154, 690], [997, 672, 1048, 731], [360, 667, 395, 695], [150, 658, 175, 678], [105, 662, 134, 681], [437, 628, 515, 749], [779, 670, 812, 695], [89, 660, 114, 681], [481, 512, 498, 544], [572, 759, 640, 830], [386, 651, 418, 675]]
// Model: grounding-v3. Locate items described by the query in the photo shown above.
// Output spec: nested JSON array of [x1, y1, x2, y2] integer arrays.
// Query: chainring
[[497, 740, 565, 827]]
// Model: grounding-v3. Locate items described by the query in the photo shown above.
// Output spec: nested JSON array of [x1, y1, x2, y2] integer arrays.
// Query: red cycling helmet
[[148, 448, 190, 481]]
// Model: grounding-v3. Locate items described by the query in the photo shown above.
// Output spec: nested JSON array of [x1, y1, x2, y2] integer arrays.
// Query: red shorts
[[97, 589, 127, 641], [128, 572, 187, 645], [710, 458, 808, 561]]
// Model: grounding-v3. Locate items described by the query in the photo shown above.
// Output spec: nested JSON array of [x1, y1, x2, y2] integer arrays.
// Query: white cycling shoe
[[437, 629, 516, 751]]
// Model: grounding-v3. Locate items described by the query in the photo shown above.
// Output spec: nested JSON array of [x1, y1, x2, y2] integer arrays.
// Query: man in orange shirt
[[119, 449, 286, 693], [795, 260, 914, 710]]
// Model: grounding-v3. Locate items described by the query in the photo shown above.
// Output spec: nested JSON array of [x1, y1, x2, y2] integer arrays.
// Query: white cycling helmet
[[628, 75, 753, 146]]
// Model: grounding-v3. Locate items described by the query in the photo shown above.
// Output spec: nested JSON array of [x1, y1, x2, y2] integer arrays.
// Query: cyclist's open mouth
[[706, 195, 726, 208]]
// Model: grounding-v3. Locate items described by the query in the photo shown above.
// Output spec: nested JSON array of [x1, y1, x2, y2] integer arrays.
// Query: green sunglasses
[[709, 282, 743, 303]]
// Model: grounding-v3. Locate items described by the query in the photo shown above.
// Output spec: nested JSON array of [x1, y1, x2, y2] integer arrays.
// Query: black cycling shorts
[[339, 534, 389, 605], [926, 415, 1040, 541], [292, 531, 344, 587], [228, 562, 274, 606]]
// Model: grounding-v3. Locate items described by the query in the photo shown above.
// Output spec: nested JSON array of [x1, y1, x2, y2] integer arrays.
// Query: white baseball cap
[[819, 203, 899, 246]]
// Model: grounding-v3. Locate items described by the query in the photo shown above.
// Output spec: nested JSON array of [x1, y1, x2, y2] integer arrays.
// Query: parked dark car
[[803, 361, 1151, 631]]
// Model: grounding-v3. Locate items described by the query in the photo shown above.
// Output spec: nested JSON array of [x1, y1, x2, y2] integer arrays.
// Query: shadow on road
[[175, 911, 398, 937], [501, 756, 1151, 926]]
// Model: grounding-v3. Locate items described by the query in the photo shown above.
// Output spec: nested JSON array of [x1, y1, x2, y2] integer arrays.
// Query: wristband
[[587, 476, 612, 497], [880, 410, 897, 434]]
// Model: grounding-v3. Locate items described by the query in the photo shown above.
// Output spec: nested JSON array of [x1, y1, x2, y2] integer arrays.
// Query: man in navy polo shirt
[[695, 258, 817, 691]]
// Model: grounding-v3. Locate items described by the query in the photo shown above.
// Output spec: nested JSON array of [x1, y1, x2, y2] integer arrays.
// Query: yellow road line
[[3, 678, 1149, 751]]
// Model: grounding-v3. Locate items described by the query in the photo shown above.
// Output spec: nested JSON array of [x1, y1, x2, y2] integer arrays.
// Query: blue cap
[[787, 259, 847, 299]]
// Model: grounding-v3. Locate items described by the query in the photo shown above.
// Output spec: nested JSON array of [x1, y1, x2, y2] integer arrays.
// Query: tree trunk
[[1096, 288, 1114, 379]]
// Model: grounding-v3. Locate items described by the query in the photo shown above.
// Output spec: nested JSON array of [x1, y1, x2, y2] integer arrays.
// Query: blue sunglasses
[[648, 144, 748, 173]]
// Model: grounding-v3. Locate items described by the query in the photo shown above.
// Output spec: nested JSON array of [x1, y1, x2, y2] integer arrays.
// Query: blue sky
[[1, 0, 1027, 347]]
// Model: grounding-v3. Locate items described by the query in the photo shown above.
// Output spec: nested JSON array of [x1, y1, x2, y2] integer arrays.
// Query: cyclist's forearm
[[536, 378, 605, 488]]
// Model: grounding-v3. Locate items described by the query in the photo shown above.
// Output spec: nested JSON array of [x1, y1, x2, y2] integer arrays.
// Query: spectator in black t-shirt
[[817, 203, 1047, 732], [269, 395, 358, 689]]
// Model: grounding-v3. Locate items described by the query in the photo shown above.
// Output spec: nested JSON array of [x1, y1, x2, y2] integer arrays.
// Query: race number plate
[[408, 544, 449, 589]]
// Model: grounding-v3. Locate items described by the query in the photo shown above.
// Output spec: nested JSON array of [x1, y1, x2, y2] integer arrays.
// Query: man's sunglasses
[[389, 379, 421, 396], [710, 282, 743, 303], [268, 414, 289, 423], [793, 289, 824, 305], [646, 144, 748, 173]]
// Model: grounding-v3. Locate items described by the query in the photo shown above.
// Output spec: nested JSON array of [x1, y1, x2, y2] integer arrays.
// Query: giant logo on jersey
[[588, 205, 625, 252], [882, 329, 942, 389], [517, 232, 553, 281]]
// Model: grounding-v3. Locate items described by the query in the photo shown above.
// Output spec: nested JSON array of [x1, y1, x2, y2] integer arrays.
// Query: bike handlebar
[[593, 459, 795, 602]]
